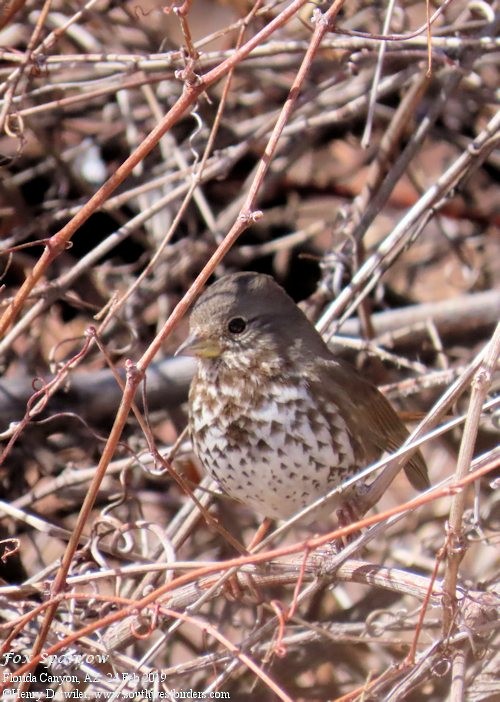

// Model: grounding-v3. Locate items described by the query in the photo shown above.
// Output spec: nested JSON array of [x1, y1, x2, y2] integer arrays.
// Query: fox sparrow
[[176, 272, 429, 520]]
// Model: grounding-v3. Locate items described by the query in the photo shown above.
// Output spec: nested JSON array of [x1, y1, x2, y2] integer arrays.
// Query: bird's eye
[[227, 317, 246, 334]]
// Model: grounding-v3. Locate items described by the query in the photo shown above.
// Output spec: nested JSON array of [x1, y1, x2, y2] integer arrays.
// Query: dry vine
[[0, 1, 499, 700]]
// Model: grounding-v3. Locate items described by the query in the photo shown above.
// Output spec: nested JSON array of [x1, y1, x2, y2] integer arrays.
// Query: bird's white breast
[[190, 365, 355, 519]]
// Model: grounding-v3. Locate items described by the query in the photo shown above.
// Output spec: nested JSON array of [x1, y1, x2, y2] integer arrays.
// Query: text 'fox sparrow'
[[176, 272, 429, 520]]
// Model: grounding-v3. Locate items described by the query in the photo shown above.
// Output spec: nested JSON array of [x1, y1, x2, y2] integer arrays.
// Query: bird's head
[[175, 272, 328, 371]]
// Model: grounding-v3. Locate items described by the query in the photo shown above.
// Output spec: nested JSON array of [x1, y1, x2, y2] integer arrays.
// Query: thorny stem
[[442, 323, 500, 633], [22, 0, 346, 675], [0, 0, 312, 338]]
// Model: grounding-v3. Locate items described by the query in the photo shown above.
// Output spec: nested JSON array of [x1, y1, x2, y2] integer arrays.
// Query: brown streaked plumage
[[176, 272, 429, 520]]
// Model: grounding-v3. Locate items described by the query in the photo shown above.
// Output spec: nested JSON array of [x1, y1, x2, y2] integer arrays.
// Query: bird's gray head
[[175, 272, 328, 370]]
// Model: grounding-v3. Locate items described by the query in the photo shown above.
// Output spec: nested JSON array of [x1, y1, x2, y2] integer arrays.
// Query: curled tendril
[[430, 655, 451, 677], [1, 538, 20, 563]]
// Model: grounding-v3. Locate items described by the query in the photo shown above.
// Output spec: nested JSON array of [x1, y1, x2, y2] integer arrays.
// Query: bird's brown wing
[[313, 358, 430, 490]]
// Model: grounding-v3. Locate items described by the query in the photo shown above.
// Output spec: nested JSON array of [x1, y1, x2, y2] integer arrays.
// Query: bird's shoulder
[[309, 357, 409, 449]]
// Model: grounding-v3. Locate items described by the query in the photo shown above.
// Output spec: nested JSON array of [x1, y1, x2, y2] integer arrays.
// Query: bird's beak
[[174, 332, 222, 359]]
